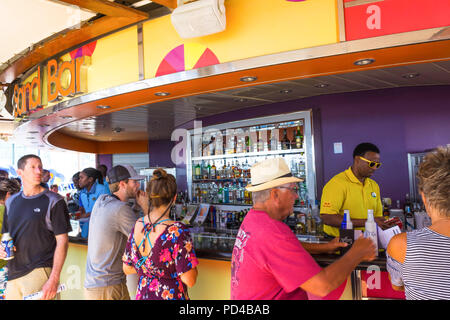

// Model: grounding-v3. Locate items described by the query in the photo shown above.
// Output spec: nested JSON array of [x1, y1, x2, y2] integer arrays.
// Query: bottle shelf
[[191, 148, 305, 161], [192, 178, 251, 182]]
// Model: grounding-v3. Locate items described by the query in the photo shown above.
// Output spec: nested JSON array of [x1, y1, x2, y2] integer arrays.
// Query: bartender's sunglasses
[[359, 156, 382, 169]]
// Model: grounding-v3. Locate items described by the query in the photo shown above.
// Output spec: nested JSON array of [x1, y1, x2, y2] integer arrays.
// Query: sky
[[0, 0, 95, 66]]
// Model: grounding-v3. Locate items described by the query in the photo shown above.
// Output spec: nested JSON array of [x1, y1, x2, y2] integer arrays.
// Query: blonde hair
[[109, 181, 120, 194], [417, 146, 450, 217]]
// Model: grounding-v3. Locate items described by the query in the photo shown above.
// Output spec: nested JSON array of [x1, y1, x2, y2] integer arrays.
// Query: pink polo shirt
[[231, 209, 322, 300]]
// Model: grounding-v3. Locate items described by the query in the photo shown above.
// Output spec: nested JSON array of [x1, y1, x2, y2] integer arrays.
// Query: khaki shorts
[[6, 267, 60, 300], [84, 282, 130, 300]]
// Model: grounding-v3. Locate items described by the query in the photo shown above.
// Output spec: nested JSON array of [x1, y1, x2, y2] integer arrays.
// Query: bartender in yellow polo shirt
[[320, 143, 390, 238]]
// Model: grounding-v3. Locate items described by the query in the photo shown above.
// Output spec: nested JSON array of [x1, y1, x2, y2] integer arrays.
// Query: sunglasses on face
[[359, 156, 382, 169], [276, 186, 300, 194]]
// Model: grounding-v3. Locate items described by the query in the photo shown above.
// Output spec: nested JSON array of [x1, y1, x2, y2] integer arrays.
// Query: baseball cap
[[107, 165, 146, 184]]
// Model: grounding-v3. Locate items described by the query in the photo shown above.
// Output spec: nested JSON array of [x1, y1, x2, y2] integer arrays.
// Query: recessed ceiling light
[[61, 115, 72, 119], [279, 89, 292, 94], [155, 92, 170, 96], [402, 72, 420, 79], [314, 83, 329, 88], [240, 76, 257, 82], [39, 124, 50, 127], [28, 131, 39, 134], [112, 127, 124, 133], [234, 98, 248, 102], [97, 105, 110, 109], [354, 58, 375, 66]]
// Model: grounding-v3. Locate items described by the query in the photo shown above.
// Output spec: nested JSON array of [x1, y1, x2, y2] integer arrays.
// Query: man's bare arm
[[41, 233, 69, 300]]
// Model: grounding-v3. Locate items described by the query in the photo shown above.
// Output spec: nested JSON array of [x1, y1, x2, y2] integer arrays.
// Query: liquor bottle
[[223, 183, 229, 203], [298, 161, 306, 178], [267, 130, 272, 151], [230, 183, 237, 204], [211, 182, 218, 203], [340, 210, 354, 254], [201, 183, 208, 203], [295, 125, 303, 149], [235, 134, 243, 154], [181, 203, 187, 219], [195, 184, 201, 203], [208, 137, 215, 156], [245, 135, 251, 153], [404, 193, 412, 213], [222, 131, 227, 155], [184, 189, 189, 204], [202, 161, 210, 180], [281, 129, 290, 150], [237, 182, 245, 204], [270, 129, 279, 151], [218, 183, 224, 204], [194, 162, 201, 180], [365, 209, 378, 256], [306, 206, 316, 235], [257, 131, 265, 152], [244, 188, 251, 205], [290, 132, 296, 150], [210, 162, 217, 180], [217, 161, 223, 180], [405, 206, 415, 231], [252, 132, 258, 152], [276, 129, 282, 151], [222, 161, 227, 180], [233, 160, 241, 178]]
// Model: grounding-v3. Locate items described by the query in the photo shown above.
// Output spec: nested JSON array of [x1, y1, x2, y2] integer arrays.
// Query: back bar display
[[186, 110, 316, 209]]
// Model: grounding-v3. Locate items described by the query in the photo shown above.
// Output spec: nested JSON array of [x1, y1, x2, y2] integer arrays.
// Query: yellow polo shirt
[[320, 167, 383, 237]]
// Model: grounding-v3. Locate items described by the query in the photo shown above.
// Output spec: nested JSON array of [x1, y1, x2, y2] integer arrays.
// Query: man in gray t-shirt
[[84, 165, 147, 300]]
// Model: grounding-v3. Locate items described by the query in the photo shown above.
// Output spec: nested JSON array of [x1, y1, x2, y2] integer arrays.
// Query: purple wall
[[176, 85, 450, 203], [148, 140, 176, 167], [97, 154, 112, 171], [316, 86, 450, 204]]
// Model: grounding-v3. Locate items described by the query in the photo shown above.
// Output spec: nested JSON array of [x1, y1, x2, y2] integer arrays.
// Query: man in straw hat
[[231, 158, 377, 300]]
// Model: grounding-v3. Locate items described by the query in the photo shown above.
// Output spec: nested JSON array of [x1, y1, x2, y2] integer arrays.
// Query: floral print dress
[[122, 221, 198, 300]]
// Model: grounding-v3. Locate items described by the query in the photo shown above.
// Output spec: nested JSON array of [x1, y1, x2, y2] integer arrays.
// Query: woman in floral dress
[[123, 168, 198, 300]]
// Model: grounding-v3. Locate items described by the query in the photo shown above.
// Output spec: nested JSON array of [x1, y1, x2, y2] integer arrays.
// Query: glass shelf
[[191, 148, 305, 161]]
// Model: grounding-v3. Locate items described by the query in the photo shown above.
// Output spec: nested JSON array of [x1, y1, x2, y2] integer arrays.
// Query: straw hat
[[245, 158, 303, 192]]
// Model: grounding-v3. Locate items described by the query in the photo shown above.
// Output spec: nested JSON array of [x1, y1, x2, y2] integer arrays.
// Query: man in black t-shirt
[[0, 155, 71, 300]]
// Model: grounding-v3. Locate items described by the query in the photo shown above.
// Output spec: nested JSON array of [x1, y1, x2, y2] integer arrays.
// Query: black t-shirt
[[1, 189, 72, 280]]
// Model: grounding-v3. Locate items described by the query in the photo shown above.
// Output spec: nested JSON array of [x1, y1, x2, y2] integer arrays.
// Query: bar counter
[[66, 235, 388, 300]]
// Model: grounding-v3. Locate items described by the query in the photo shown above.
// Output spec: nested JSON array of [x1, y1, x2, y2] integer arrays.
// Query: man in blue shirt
[[77, 168, 110, 238]]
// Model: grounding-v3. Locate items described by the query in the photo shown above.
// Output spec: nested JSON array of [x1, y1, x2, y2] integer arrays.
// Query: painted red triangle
[[155, 58, 179, 77], [193, 48, 220, 69]]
